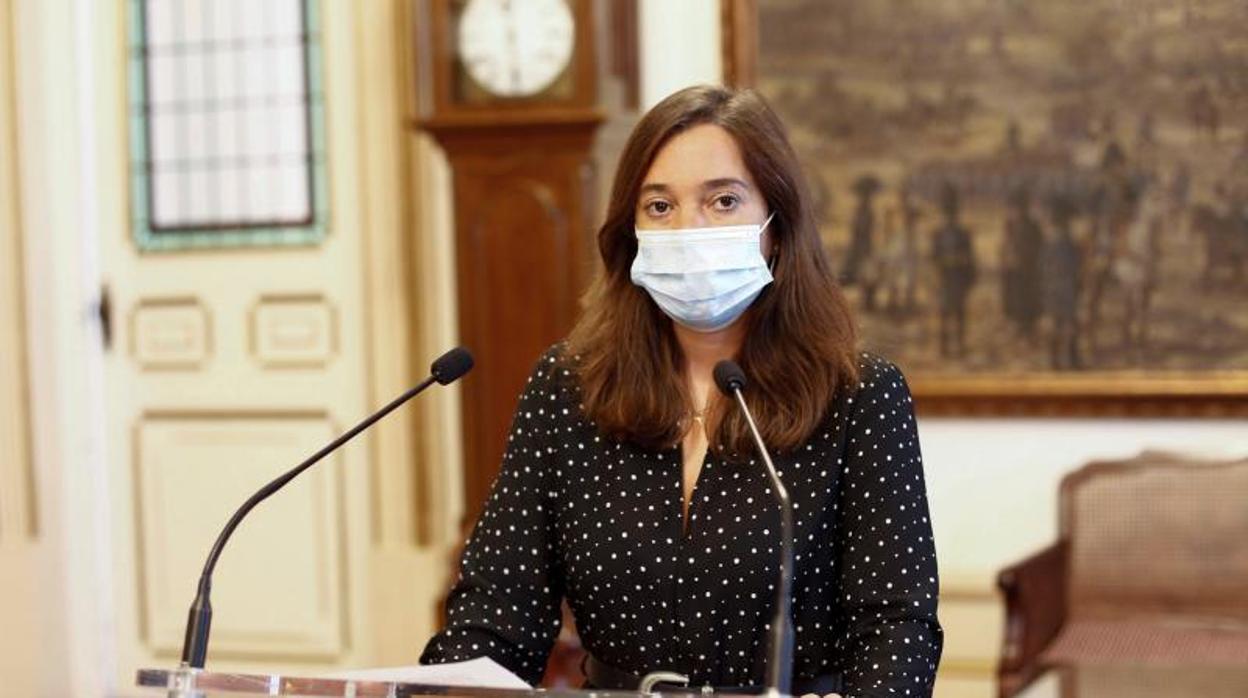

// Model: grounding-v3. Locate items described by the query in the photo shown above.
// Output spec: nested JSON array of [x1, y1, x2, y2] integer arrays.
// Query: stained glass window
[[127, 0, 327, 250]]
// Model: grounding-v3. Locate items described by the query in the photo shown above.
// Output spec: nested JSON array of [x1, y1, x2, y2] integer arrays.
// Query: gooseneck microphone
[[713, 360, 793, 697], [180, 347, 474, 669]]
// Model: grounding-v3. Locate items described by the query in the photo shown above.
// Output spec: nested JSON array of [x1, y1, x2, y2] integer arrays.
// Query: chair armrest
[[996, 540, 1068, 698]]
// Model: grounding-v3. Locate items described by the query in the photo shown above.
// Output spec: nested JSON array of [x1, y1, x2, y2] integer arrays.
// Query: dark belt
[[582, 653, 843, 695]]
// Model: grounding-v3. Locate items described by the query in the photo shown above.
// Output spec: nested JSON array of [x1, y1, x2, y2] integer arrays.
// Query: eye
[[644, 200, 672, 216], [711, 193, 741, 211]]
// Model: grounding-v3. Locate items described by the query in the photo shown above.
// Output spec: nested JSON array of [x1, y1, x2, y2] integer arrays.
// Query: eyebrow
[[639, 177, 752, 196]]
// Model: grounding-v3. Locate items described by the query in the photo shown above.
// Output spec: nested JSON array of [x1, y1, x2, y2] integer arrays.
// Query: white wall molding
[[639, 0, 723, 109], [9, 0, 116, 694]]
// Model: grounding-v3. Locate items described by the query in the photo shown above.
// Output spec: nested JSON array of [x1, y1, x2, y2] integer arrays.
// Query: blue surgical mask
[[630, 214, 774, 332]]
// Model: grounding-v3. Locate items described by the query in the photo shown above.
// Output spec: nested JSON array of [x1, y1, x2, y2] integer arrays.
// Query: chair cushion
[[1041, 619, 1248, 665], [1061, 663, 1248, 698]]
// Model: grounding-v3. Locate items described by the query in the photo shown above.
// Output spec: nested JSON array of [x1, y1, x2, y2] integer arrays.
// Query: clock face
[[456, 0, 576, 98]]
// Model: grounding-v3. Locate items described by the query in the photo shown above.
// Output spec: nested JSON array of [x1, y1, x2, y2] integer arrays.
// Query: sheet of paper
[[323, 657, 531, 690]]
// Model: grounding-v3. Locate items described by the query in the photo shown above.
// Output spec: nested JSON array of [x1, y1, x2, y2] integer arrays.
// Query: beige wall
[[639, 0, 722, 109], [357, 0, 467, 666], [0, 0, 33, 541], [0, 0, 42, 694], [2, 0, 117, 693]]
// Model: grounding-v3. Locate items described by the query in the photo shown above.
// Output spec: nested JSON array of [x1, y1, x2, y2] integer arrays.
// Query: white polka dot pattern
[[420, 346, 943, 696]]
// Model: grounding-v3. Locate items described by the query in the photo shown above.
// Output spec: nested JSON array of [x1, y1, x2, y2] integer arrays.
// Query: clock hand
[[504, 0, 521, 93]]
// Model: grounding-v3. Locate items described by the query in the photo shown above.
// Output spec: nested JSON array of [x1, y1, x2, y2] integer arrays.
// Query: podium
[[135, 667, 728, 698]]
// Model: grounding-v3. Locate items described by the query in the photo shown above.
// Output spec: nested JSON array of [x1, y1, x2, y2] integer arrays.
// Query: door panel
[[134, 414, 345, 660]]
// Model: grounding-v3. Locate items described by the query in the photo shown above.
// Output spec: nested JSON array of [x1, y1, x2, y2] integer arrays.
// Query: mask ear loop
[[762, 212, 778, 273]]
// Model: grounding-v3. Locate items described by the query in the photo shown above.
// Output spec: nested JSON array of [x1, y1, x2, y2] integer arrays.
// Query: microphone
[[180, 347, 474, 669], [713, 360, 793, 697]]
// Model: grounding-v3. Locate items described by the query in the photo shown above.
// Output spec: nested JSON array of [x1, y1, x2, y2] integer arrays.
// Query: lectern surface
[[135, 668, 759, 698]]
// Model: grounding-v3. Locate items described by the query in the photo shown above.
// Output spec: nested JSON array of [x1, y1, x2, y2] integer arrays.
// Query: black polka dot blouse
[[420, 345, 943, 696]]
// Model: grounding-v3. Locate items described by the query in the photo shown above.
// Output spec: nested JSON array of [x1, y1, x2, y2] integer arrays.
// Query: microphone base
[[180, 591, 212, 669], [166, 664, 206, 698]]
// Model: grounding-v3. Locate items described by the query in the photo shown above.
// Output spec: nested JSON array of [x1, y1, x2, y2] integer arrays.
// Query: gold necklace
[[690, 406, 708, 426]]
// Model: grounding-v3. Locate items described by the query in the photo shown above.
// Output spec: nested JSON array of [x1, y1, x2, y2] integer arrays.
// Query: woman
[[420, 85, 942, 697]]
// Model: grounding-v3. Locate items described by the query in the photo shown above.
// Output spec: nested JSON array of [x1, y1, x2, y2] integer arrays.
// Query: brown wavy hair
[[565, 85, 859, 458]]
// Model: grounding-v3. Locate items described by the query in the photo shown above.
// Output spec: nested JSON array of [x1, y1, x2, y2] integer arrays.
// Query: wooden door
[[93, 0, 414, 684]]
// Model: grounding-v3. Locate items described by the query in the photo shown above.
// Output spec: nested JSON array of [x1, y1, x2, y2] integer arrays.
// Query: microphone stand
[[715, 361, 794, 697], [180, 348, 473, 670]]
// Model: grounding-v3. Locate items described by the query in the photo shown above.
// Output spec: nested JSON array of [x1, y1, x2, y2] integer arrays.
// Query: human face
[[636, 123, 774, 256]]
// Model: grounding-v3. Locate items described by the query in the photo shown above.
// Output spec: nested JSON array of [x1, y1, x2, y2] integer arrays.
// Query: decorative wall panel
[[135, 413, 346, 659], [131, 297, 211, 369], [250, 294, 336, 368]]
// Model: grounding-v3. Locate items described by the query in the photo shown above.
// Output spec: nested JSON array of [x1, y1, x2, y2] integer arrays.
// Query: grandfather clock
[[414, 0, 602, 525]]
